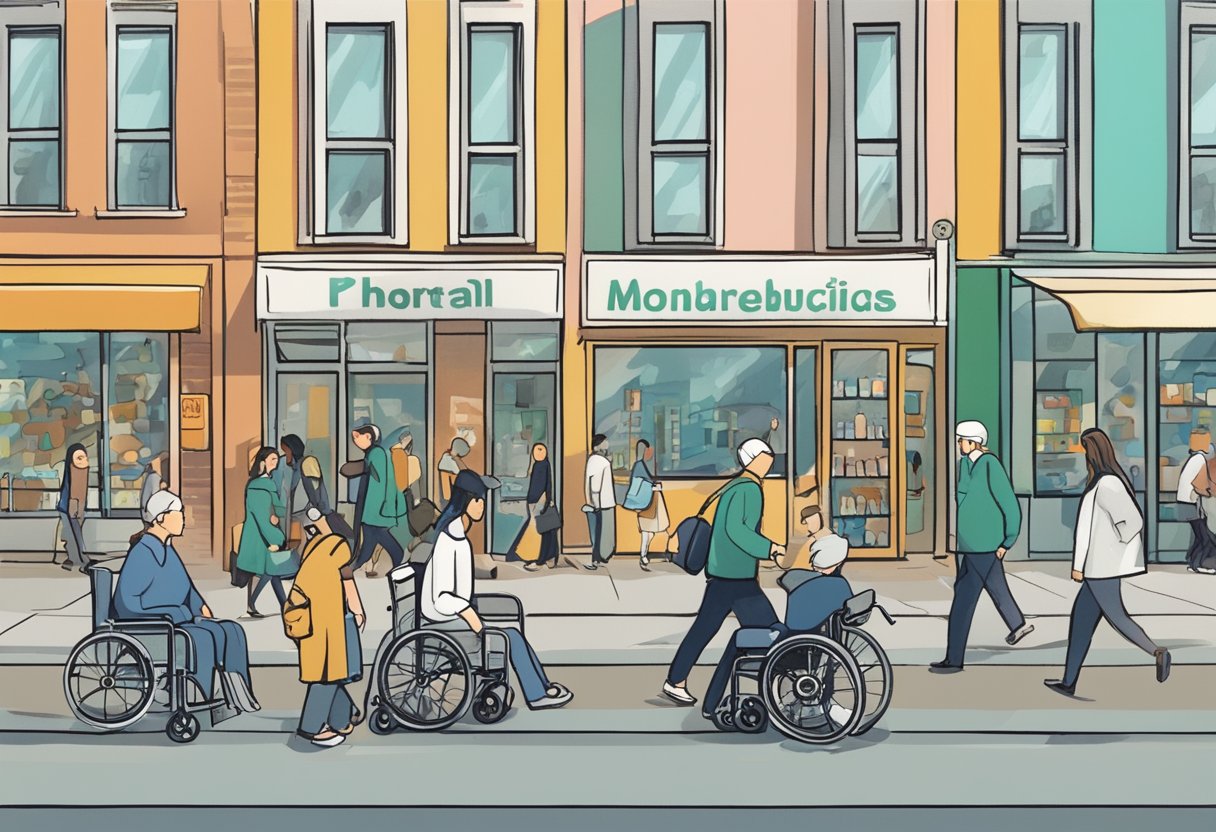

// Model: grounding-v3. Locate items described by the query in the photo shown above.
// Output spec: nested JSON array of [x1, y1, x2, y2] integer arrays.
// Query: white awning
[[1013, 268, 1216, 331]]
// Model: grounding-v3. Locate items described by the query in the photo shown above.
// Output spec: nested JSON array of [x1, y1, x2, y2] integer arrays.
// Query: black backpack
[[672, 478, 742, 575]]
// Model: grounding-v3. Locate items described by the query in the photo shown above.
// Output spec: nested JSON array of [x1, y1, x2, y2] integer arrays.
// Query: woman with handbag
[[284, 509, 366, 748], [626, 440, 669, 571], [237, 447, 296, 618], [520, 443, 560, 572]]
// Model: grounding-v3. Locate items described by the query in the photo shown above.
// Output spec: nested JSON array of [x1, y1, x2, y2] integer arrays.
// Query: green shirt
[[360, 445, 406, 528], [707, 474, 773, 579], [956, 452, 1021, 553]]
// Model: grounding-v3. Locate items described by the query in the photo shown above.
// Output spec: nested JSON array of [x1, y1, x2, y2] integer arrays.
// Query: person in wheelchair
[[421, 469, 573, 710], [702, 524, 852, 722], [114, 490, 259, 713]]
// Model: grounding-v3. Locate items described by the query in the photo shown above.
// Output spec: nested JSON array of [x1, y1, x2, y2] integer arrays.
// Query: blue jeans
[[502, 627, 551, 703], [299, 682, 353, 736], [354, 525, 405, 570], [586, 508, 615, 564], [945, 552, 1026, 666], [668, 577, 778, 686], [181, 618, 252, 700]]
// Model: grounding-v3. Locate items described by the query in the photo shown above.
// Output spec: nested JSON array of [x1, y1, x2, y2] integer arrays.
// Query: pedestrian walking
[[282, 434, 355, 544], [763, 417, 787, 477], [54, 443, 92, 572], [582, 434, 617, 570], [1045, 429, 1172, 696], [931, 421, 1034, 673], [237, 446, 294, 618], [284, 510, 366, 748], [662, 438, 783, 708], [1177, 432, 1216, 574], [350, 424, 408, 572], [625, 440, 668, 571], [515, 443, 559, 571]]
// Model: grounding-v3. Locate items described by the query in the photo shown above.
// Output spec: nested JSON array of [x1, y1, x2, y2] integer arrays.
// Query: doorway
[[489, 371, 557, 554], [901, 347, 937, 553]]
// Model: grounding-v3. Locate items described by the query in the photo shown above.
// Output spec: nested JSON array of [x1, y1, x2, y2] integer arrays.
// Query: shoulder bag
[[672, 478, 740, 576]]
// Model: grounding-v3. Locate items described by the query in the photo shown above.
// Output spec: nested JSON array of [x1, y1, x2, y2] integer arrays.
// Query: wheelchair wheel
[[841, 625, 894, 735], [377, 630, 473, 731], [166, 710, 201, 744], [734, 695, 768, 734], [472, 682, 512, 724], [710, 705, 736, 732], [368, 706, 396, 735], [762, 633, 865, 745], [63, 632, 156, 731]]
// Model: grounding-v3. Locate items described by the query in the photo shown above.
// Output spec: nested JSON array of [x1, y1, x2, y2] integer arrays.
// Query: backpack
[[672, 478, 742, 576]]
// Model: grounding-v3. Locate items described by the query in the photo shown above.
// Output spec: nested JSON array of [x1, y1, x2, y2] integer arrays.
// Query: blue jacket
[[781, 570, 853, 632], [114, 535, 204, 624]]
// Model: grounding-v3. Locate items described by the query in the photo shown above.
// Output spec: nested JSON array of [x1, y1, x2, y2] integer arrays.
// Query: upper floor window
[[108, 3, 177, 210], [0, 3, 63, 209], [1181, 2, 1216, 247], [628, 0, 723, 247], [1005, 0, 1091, 250], [307, 0, 407, 243], [828, 0, 921, 248], [451, 0, 535, 244]]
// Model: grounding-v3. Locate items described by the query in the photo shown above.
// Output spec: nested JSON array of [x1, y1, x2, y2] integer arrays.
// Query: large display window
[[1158, 332, 1216, 523]]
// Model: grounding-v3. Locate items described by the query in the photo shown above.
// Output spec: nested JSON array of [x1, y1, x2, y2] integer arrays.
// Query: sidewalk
[[2, 553, 1214, 668]]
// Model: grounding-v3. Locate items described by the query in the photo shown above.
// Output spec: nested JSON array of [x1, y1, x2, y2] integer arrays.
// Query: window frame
[[106, 4, 177, 211], [449, 0, 536, 245], [1004, 0, 1091, 251], [828, 0, 923, 249], [626, 0, 724, 248], [0, 3, 64, 210], [1180, 2, 1216, 248], [306, 0, 408, 244]]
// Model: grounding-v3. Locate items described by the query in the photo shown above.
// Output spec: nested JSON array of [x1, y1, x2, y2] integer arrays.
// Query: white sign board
[[583, 256, 939, 326], [257, 263, 563, 320]]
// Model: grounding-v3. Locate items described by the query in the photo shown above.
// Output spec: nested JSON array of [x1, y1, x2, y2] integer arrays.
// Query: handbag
[[407, 490, 441, 538], [268, 545, 301, 576], [639, 492, 659, 520], [281, 587, 312, 640], [343, 611, 363, 683], [535, 502, 562, 534], [623, 476, 655, 511]]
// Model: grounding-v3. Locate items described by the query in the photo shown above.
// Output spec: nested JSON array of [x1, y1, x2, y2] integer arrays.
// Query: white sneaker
[[661, 681, 697, 706], [309, 733, 346, 748], [529, 688, 574, 710]]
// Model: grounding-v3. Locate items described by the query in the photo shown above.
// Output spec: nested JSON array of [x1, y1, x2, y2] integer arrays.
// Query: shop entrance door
[[275, 372, 339, 490], [489, 371, 557, 554], [900, 346, 937, 553]]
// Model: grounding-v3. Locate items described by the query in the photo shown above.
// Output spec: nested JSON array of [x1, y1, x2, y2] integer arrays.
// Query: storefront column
[[434, 322, 488, 553]]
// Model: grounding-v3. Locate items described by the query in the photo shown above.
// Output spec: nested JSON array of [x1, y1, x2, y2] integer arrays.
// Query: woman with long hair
[[55, 443, 91, 572], [236, 446, 294, 618], [519, 443, 558, 572], [629, 439, 668, 571], [1045, 428, 1171, 696]]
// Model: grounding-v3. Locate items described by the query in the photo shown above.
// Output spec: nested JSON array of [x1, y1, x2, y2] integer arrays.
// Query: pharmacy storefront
[[577, 249, 950, 560], [256, 257, 563, 554]]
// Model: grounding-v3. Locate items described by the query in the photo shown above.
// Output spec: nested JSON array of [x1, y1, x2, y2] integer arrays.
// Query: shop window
[[348, 372, 428, 502], [0, 4, 63, 209], [1032, 291, 1095, 496], [108, 3, 177, 210], [828, 0, 921, 248], [277, 371, 339, 498], [307, 0, 407, 242], [1158, 332, 1216, 522], [1005, 0, 1091, 250], [451, 1, 535, 244], [1181, 3, 1216, 247], [593, 346, 786, 477], [273, 323, 341, 363], [0, 332, 167, 516], [490, 321, 559, 363], [346, 322, 427, 364], [628, 0, 723, 246]]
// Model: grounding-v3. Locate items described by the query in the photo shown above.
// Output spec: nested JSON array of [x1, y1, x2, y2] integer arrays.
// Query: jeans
[[944, 552, 1027, 666], [249, 575, 287, 609], [353, 525, 405, 571], [502, 627, 552, 703], [1186, 516, 1216, 571], [668, 577, 778, 686], [57, 512, 87, 567], [1063, 577, 1159, 687], [181, 618, 252, 700], [299, 682, 353, 736], [587, 508, 616, 564]]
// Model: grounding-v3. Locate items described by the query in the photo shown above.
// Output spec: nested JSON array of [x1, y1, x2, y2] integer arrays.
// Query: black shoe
[[246, 607, 266, 619], [928, 660, 963, 674], [582, 561, 600, 571], [1155, 648, 1171, 683], [1043, 679, 1076, 697]]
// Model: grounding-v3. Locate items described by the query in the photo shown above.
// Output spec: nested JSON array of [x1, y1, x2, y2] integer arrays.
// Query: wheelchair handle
[[874, 604, 896, 626]]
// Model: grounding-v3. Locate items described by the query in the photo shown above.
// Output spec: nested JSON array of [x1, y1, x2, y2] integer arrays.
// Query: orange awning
[[1013, 268, 1216, 331], [0, 264, 208, 331]]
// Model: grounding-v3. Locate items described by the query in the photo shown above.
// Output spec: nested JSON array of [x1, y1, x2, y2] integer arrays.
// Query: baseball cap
[[454, 469, 501, 498]]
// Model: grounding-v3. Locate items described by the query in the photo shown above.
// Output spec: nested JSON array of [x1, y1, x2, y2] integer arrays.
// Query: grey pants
[[1063, 577, 1159, 687], [587, 508, 616, 564], [57, 512, 86, 567], [944, 552, 1026, 666], [299, 682, 353, 737]]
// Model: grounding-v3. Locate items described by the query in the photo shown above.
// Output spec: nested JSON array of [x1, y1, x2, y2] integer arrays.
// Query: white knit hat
[[811, 534, 849, 570], [143, 490, 183, 524], [738, 438, 774, 467], [955, 420, 988, 446]]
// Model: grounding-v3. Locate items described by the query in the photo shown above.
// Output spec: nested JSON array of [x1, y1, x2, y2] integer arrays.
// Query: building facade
[[955, 0, 1216, 563], [0, 0, 257, 561]]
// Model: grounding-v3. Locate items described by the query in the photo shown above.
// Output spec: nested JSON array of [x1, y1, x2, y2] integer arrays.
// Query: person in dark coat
[[55, 443, 92, 572], [515, 443, 558, 571]]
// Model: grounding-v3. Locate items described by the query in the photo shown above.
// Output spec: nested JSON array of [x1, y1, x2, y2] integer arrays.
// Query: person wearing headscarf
[[237, 446, 294, 618], [516, 443, 559, 572], [54, 443, 91, 572], [114, 490, 258, 713]]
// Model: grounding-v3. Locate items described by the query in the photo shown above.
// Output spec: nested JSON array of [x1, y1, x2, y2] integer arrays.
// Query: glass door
[[901, 346, 936, 554], [276, 372, 339, 490], [824, 344, 896, 558], [489, 371, 557, 554], [347, 372, 429, 499], [792, 347, 819, 541]]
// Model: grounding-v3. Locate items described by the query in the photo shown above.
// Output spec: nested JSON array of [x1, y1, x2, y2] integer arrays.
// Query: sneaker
[[1006, 623, 1035, 646], [661, 681, 697, 706], [582, 561, 601, 571], [1043, 679, 1076, 697], [309, 733, 346, 748], [1155, 648, 1171, 683], [523, 562, 541, 572], [1197, 567, 1216, 575], [928, 660, 963, 674], [529, 688, 574, 710]]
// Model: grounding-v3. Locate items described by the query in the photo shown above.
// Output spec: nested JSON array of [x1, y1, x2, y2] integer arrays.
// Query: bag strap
[[697, 477, 742, 517]]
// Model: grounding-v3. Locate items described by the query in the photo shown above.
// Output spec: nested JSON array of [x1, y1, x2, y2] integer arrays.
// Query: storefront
[[0, 262, 211, 555], [989, 267, 1216, 563], [575, 248, 951, 560], [256, 256, 564, 554]]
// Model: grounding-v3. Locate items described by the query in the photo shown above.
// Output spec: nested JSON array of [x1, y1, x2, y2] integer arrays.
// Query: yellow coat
[[289, 533, 352, 684]]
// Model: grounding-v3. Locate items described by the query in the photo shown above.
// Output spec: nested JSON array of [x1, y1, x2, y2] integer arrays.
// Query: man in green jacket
[[350, 424, 408, 571], [662, 438, 783, 707], [931, 421, 1034, 672]]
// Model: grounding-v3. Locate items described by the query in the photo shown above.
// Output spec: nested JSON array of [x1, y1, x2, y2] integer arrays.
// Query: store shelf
[[831, 475, 890, 481], [832, 396, 889, 402], [832, 513, 891, 519]]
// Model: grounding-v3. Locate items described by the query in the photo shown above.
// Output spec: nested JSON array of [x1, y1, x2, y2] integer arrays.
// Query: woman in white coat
[[1045, 429, 1171, 696]]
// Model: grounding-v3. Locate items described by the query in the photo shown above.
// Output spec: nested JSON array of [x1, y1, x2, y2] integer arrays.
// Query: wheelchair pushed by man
[[63, 492, 258, 743], [705, 534, 896, 745]]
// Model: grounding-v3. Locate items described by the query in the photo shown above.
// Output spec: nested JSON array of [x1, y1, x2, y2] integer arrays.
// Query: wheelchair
[[363, 563, 522, 733], [712, 589, 896, 744], [63, 566, 228, 743]]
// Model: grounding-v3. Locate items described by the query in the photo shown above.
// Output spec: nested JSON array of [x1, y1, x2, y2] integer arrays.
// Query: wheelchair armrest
[[471, 593, 524, 622]]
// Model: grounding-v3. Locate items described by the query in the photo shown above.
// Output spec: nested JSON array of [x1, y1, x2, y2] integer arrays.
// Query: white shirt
[[585, 453, 615, 509], [967, 449, 983, 463], [421, 518, 474, 622], [1073, 475, 1145, 579], [1177, 452, 1208, 504]]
